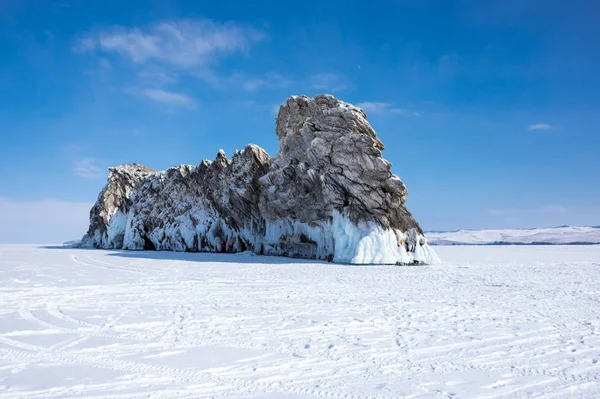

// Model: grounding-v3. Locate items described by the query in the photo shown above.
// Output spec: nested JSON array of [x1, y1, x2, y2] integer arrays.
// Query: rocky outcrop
[[82, 163, 156, 249], [262, 94, 419, 231], [80, 94, 438, 264]]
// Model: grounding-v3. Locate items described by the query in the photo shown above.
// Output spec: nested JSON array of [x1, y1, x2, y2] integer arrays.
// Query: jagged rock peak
[[109, 163, 157, 173], [80, 94, 438, 265], [276, 94, 381, 148], [264, 94, 416, 232]]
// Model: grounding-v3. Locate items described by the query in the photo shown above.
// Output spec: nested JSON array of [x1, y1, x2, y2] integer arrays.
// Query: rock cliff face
[[80, 94, 439, 264]]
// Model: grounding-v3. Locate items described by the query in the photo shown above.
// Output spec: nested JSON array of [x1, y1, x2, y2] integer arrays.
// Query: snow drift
[[80, 94, 438, 264]]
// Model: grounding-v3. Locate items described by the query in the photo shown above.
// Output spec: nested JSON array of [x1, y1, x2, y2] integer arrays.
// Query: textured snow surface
[[428, 226, 600, 245], [1, 245, 599, 398]]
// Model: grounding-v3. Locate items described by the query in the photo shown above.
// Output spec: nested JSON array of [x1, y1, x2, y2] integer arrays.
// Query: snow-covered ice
[[0, 244, 599, 398], [427, 226, 600, 245]]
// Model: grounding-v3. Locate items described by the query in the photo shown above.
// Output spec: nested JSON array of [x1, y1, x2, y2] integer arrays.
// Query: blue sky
[[1, 0, 599, 243]]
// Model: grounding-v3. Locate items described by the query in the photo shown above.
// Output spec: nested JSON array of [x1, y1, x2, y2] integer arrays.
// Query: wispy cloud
[[357, 102, 420, 117], [75, 19, 277, 96], [137, 67, 178, 85], [242, 80, 265, 91], [356, 102, 388, 113], [138, 88, 194, 107], [74, 158, 104, 179], [124, 86, 194, 107], [308, 73, 350, 93], [75, 19, 267, 69], [528, 123, 552, 130]]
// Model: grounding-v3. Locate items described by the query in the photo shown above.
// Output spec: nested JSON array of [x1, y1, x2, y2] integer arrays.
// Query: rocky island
[[80, 94, 438, 264]]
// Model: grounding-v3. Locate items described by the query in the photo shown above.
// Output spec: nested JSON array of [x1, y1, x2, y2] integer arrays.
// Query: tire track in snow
[[0, 336, 387, 399], [3, 245, 600, 398], [13, 300, 578, 392], [12, 285, 385, 392], [71, 254, 141, 274]]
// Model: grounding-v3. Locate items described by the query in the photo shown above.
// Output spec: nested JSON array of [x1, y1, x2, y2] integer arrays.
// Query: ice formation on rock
[[80, 94, 438, 264]]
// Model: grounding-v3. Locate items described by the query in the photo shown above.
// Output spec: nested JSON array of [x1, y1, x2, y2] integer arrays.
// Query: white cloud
[[76, 19, 267, 69], [139, 88, 194, 107], [0, 198, 93, 244], [74, 158, 105, 179], [392, 109, 421, 117], [356, 102, 389, 113], [137, 67, 178, 85], [357, 102, 420, 117], [528, 123, 552, 130], [308, 73, 349, 92]]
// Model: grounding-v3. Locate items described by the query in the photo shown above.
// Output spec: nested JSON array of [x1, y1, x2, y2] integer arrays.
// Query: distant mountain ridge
[[426, 226, 600, 246]]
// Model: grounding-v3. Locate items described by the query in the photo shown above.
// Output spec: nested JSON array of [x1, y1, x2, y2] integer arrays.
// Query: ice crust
[[98, 205, 438, 265]]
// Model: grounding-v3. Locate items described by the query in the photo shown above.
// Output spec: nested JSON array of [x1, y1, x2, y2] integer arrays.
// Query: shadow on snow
[[39, 245, 403, 267]]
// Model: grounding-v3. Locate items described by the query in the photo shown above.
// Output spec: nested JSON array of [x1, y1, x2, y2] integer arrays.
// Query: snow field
[[427, 226, 600, 245], [0, 244, 599, 398]]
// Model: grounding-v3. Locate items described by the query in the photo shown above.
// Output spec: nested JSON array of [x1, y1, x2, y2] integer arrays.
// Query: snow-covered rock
[[83, 163, 156, 249], [80, 94, 438, 264]]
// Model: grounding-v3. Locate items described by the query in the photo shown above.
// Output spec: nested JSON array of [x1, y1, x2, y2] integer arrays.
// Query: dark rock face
[[80, 95, 438, 264], [261, 94, 421, 232]]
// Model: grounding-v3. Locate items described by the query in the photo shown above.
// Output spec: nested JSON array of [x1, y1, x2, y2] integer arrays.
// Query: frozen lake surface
[[0, 245, 599, 398]]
